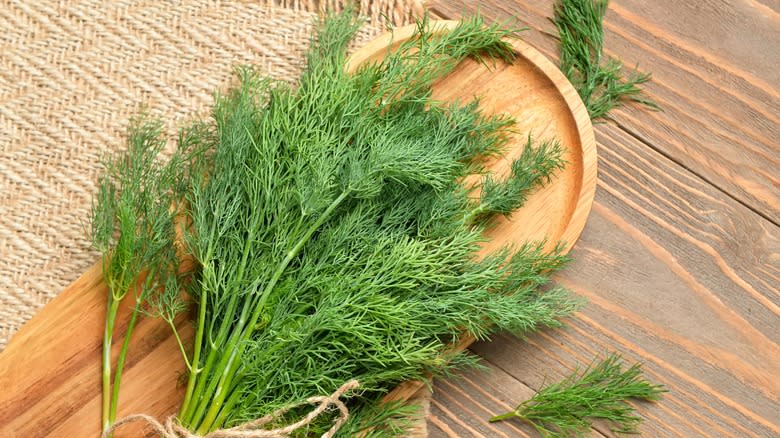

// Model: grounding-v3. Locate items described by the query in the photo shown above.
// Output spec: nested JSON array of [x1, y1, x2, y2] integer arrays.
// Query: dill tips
[[553, 0, 658, 120], [491, 353, 665, 436]]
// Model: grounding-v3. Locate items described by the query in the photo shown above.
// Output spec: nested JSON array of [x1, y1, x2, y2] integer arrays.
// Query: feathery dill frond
[[469, 137, 566, 225], [364, 14, 521, 108], [491, 353, 666, 436], [338, 400, 423, 437], [553, 0, 658, 120]]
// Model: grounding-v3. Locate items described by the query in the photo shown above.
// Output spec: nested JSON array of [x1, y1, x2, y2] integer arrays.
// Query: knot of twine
[[102, 380, 360, 438]]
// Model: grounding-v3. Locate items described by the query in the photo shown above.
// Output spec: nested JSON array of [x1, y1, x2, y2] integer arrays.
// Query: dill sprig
[[553, 0, 658, 120], [490, 353, 666, 436], [90, 116, 191, 434]]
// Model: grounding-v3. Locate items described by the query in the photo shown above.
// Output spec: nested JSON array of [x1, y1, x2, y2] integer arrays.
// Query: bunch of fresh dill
[[553, 0, 658, 120], [93, 9, 584, 437], [491, 354, 666, 436]]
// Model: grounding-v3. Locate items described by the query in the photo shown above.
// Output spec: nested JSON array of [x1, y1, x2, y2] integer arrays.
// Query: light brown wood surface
[[0, 22, 597, 437], [425, 1, 780, 437]]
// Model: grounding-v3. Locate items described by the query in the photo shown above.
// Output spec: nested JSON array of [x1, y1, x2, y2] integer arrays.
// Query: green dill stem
[[213, 386, 241, 431], [195, 346, 245, 433], [181, 227, 257, 424], [180, 285, 207, 417], [461, 203, 488, 226], [489, 411, 520, 422], [185, 293, 251, 427], [187, 298, 250, 427], [167, 318, 193, 371], [197, 372, 242, 433], [108, 303, 140, 425], [180, 291, 241, 424], [192, 190, 350, 433], [109, 270, 157, 425], [101, 296, 120, 434], [181, 309, 232, 424]]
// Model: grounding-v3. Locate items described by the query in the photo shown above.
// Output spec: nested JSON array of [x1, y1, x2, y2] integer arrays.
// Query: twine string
[[102, 380, 359, 438]]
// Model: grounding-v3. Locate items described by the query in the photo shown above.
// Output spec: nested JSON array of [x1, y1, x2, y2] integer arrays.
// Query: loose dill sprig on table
[[490, 353, 666, 437], [553, 0, 658, 120]]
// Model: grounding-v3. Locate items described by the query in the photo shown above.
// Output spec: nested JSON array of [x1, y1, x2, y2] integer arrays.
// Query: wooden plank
[[429, 0, 780, 223], [429, 120, 780, 436]]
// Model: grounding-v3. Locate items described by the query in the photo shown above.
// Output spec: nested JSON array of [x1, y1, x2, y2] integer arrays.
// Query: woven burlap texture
[[0, 0, 425, 349]]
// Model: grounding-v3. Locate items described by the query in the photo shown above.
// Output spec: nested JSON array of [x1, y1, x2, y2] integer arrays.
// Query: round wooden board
[[0, 23, 596, 437], [348, 21, 597, 257]]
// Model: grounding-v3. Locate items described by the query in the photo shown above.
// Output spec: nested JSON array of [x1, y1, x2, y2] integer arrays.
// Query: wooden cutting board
[[0, 21, 596, 437]]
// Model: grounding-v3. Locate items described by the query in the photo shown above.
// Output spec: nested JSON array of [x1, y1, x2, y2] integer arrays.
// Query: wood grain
[[429, 0, 780, 224], [0, 22, 597, 437], [422, 2, 780, 436]]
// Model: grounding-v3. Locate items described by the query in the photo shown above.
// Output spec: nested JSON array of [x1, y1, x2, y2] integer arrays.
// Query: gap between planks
[[612, 119, 780, 228]]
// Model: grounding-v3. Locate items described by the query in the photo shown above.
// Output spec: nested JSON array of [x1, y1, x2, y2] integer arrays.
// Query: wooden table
[[424, 1, 780, 436]]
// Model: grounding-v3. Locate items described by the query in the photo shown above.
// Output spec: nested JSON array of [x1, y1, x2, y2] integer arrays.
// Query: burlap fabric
[[0, 0, 429, 350]]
